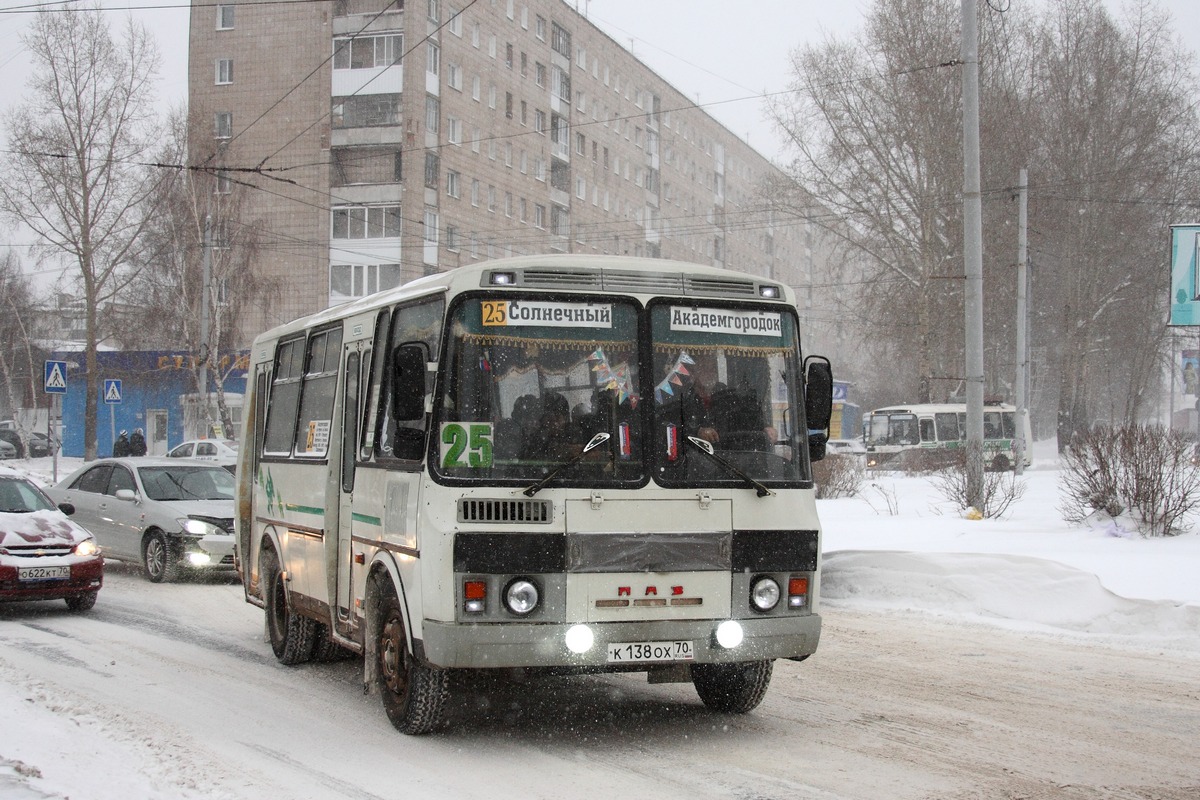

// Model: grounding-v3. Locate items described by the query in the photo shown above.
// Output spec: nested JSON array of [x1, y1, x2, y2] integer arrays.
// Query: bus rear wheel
[[376, 591, 448, 735], [263, 548, 315, 665], [691, 659, 773, 713]]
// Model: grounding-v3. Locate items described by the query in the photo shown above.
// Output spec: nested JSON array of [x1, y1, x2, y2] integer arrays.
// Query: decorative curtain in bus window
[[263, 338, 306, 455], [649, 304, 805, 485], [293, 328, 344, 457], [437, 297, 641, 482]]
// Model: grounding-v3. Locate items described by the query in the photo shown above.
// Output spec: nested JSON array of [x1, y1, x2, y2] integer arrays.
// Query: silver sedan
[[46, 458, 235, 583]]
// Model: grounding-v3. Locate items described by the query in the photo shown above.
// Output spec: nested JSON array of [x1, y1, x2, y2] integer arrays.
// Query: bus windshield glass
[[435, 296, 644, 485], [870, 412, 918, 446], [649, 303, 808, 487]]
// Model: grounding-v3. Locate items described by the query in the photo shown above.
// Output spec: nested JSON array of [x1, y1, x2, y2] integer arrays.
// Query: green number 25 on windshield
[[439, 423, 494, 468]]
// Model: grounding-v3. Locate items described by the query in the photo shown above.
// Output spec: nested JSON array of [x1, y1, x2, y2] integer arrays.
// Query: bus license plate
[[19, 565, 70, 581], [606, 640, 694, 663]]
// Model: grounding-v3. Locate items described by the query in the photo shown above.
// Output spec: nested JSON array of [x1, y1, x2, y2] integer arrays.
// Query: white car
[[826, 439, 868, 457], [167, 439, 239, 461], [46, 458, 235, 583]]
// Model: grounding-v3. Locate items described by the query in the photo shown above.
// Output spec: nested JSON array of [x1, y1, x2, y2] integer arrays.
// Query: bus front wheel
[[263, 548, 315, 665], [376, 591, 449, 735], [691, 659, 773, 713]]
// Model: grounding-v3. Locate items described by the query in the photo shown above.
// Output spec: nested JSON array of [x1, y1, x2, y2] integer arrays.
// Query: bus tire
[[377, 590, 448, 735], [991, 453, 1011, 472], [312, 622, 352, 662], [691, 659, 773, 714], [263, 548, 315, 665]]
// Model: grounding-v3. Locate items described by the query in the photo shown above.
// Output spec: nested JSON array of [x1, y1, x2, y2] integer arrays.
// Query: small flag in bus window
[[479, 349, 491, 372], [666, 424, 679, 461], [618, 422, 631, 459]]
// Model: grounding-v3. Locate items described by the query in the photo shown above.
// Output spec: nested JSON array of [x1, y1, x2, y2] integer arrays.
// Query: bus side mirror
[[804, 356, 833, 462], [392, 344, 428, 422]]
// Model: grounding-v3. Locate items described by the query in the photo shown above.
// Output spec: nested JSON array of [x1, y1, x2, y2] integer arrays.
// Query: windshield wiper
[[686, 436, 774, 497], [523, 432, 611, 497]]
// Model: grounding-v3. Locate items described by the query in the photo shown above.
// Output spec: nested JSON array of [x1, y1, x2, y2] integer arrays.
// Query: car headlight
[[74, 539, 100, 557], [180, 518, 223, 536]]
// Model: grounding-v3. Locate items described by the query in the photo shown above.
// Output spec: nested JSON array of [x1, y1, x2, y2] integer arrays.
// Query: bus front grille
[[458, 498, 553, 524]]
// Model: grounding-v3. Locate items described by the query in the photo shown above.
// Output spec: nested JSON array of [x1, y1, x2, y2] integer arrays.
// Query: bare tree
[[0, 4, 164, 460], [122, 108, 273, 437], [770, 0, 1200, 438], [0, 251, 41, 443], [769, 0, 967, 406]]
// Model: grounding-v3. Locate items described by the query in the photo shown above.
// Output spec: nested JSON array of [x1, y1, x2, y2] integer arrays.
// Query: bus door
[[335, 343, 365, 638]]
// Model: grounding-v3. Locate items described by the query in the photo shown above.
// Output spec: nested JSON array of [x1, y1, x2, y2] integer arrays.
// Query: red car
[[0, 473, 103, 611]]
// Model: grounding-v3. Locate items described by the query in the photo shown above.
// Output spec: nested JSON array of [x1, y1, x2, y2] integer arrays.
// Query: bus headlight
[[565, 624, 594, 654], [750, 576, 781, 611], [503, 578, 539, 616]]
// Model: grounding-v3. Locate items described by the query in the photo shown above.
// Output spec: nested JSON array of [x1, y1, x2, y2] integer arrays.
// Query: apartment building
[[188, 0, 818, 339]]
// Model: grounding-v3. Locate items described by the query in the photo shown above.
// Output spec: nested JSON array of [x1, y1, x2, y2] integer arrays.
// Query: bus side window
[[377, 297, 445, 461], [919, 418, 935, 443]]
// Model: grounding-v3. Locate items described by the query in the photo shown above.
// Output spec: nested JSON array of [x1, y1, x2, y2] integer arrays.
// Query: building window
[[424, 151, 439, 188], [427, 42, 440, 76], [520, 52, 527, 77], [575, 132, 585, 155], [331, 205, 403, 239], [216, 4, 234, 29], [519, 198, 527, 223], [550, 205, 569, 237], [505, 192, 513, 217], [535, 14, 546, 40], [214, 112, 233, 139], [215, 170, 232, 194], [552, 65, 570, 103], [471, 179, 480, 206], [472, 75, 480, 101], [505, 92, 513, 119], [427, 0, 439, 23], [447, 62, 462, 90], [424, 208, 439, 243], [520, 100, 527, 126], [534, 109, 545, 134], [425, 94, 439, 133], [505, 43, 513, 69], [333, 34, 403, 69], [551, 22, 570, 59], [215, 58, 233, 85], [535, 62, 546, 87], [448, 6, 462, 35], [446, 224, 459, 250], [330, 263, 402, 300], [446, 169, 460, 198], [488, 185, 496, 212], [488, 85, 496, 109], [534, 204, 545, 229], [332, 94, 401, 128], [447, 117, 462, 144]]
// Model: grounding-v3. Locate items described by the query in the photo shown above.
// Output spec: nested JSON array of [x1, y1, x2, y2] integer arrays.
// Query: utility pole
[[1015, 168, 1028, 475], [200, 214, 212, 438], [962, 0, 985, 507]]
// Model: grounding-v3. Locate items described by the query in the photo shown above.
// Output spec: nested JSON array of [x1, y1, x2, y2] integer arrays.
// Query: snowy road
[[2, 561, 1199, 800]]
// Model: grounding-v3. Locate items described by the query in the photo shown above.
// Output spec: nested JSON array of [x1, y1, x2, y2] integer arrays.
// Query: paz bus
[[235, 254, 833, 734], [863, 401, 1030, 471]]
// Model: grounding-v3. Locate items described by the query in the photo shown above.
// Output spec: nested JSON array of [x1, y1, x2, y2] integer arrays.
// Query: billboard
[[1169, 224, 1200, 325]]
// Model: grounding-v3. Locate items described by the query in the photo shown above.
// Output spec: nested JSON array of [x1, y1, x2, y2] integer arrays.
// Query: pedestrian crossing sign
[[44, 361, 67, 394], [104, 379, 122, 404]]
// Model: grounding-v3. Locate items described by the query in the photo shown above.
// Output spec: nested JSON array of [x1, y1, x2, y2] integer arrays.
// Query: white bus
[[235, 255, 834, 734], [864, 402, 1030, 471]]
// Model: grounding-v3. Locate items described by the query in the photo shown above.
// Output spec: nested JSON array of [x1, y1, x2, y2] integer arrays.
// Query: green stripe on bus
[[352, 512, 382, 526], [284, 504, 325, 516]]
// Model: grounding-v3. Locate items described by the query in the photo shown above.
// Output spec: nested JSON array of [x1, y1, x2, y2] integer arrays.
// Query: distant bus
[[863, 402, 1029, 471], [235, 254, 834, 734]]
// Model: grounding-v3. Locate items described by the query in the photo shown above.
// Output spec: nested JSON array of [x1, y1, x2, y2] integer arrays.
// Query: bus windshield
[[649, 303, 808, 487], [435, 295, 644, 485]]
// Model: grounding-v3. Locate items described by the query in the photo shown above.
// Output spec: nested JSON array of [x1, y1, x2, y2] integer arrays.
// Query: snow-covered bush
[[928, 453, 1026, 519], [813, 453, 864, 499], [1059, 424, 1200, 537]]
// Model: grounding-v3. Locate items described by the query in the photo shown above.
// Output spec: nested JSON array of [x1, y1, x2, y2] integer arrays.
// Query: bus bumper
[[418, 614, 821, 669]]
